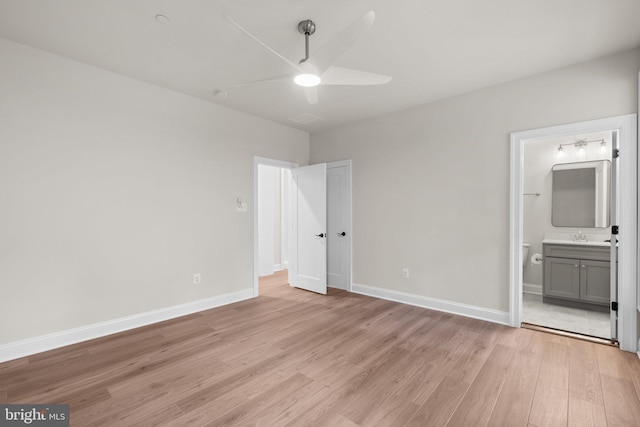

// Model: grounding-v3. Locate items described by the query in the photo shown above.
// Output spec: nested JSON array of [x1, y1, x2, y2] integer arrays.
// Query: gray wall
[[310, 48, 640, 313], [0, 39, 309, 345]]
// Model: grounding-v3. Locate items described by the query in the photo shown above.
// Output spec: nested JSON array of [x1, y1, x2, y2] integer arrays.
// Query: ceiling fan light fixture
[[294, 74, 321, 87]]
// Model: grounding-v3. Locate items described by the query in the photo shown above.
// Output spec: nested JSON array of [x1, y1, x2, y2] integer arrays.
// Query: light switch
[[236, 197, 247, 212]]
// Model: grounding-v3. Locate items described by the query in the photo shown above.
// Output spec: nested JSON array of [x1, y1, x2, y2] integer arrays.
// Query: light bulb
[[556, 145, 564, 159], [294, 74, 321, 87], [599, 141, 607, 155]]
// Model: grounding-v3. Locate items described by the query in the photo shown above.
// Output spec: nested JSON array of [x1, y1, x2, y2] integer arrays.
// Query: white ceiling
[[1, 0, 639, 133]]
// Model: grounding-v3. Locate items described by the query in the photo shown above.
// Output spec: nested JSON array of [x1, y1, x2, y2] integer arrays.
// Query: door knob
[[338, 232, 346, 236], [315, 233, 325, 238]]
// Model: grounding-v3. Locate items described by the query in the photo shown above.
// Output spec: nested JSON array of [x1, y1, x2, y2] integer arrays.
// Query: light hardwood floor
[[2, 269, 640, 426]]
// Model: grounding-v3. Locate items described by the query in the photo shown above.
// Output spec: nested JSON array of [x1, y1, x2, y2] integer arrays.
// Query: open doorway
[[253, 157, 353, 296], [510, 114, 637, 352], [257, 163, 292, 290], [253, 157, 297, 295], [521, 130, 613, 339]]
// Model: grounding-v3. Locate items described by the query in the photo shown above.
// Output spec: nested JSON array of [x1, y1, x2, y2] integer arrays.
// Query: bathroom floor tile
[[522, 293, 610, 339]]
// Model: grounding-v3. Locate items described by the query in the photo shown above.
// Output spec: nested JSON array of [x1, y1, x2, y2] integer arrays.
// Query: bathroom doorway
[[521, 130, 613, 339], [509, 114, 638, 352]]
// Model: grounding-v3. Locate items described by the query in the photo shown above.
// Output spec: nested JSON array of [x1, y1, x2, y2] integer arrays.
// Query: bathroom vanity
[[542, 241, 611, 310]]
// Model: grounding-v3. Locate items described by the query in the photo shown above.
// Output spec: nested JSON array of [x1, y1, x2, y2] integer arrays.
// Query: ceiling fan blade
[[304, 86, 318, 104], [320, 66, 391, 86], [224, 14, 302, 73], [235, 74, 293, 87], [310, 10, 376, 75]]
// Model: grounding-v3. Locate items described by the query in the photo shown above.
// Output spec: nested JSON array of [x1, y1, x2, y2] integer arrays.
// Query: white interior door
[[327, 161, 351, 290], [290, 163, 327, 294]]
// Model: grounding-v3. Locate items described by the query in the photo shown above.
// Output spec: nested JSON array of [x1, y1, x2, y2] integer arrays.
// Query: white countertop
[[542, 239, 611, 247]]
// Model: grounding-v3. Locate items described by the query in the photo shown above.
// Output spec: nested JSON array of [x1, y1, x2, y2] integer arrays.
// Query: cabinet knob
[[581, 264, 586, 268], [574, 264, 579, 268]]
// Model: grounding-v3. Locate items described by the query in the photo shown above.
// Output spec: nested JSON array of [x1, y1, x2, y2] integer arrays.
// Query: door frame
[[509, 114, 638, 352], [253, 156, 298, 297]]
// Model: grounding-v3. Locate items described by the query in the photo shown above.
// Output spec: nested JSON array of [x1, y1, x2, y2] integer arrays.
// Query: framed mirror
[[551, 160, 610, 228]]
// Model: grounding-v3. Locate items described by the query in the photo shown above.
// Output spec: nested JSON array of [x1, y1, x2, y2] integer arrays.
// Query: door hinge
[[612, 225, 619, 235], [611, 301, 618, 312], [613, 149, 620, 158]]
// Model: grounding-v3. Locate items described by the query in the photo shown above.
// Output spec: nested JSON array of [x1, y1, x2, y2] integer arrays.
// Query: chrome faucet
[[575, 230, 587, 242]]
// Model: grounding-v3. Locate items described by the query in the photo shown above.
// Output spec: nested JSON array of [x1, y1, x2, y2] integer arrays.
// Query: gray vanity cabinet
[[579, 260, 610, 305], [544, 257, 580, 300], [543, 243, 610, 307]]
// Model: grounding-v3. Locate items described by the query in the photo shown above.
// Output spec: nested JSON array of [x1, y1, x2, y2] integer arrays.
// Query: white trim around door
[[509, 114, 637, 352]]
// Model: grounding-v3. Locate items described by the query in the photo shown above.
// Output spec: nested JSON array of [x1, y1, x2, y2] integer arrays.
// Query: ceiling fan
[[224, 10, 391, 104]]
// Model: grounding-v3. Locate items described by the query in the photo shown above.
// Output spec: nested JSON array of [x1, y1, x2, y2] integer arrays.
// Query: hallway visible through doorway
[[259, 269, 289, 288]]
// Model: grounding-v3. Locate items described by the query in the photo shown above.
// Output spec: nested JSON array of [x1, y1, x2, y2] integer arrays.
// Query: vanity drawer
[[543, 244, 610, 261]]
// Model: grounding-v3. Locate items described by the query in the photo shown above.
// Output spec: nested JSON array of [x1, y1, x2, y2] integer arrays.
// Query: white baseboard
[[0, 288, 254, 363], [523, 283, 542, 295], [351, 283, 510, 326]]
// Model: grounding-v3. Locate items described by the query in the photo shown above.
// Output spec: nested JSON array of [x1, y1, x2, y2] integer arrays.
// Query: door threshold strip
[[521, 322, 618, 347]]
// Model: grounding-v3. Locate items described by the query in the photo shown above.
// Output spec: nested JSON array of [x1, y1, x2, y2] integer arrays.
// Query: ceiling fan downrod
[[297, 19, 316, 64]]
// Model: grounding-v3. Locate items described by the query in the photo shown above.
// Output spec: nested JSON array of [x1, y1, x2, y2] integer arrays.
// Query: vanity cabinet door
[[580, 260, 610, 305], [544, 256, 580, 300]]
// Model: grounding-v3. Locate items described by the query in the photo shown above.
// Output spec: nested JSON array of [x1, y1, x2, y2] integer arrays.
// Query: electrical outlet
[[193, 273, 202, 285], [402, 268, 410, 279]]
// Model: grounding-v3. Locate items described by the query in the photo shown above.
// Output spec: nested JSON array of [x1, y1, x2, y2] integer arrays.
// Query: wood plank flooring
[[2, 269, 640, 426]]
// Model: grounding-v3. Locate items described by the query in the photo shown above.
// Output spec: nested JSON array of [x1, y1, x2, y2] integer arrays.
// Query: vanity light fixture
[[554, 138, 606, 160]]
